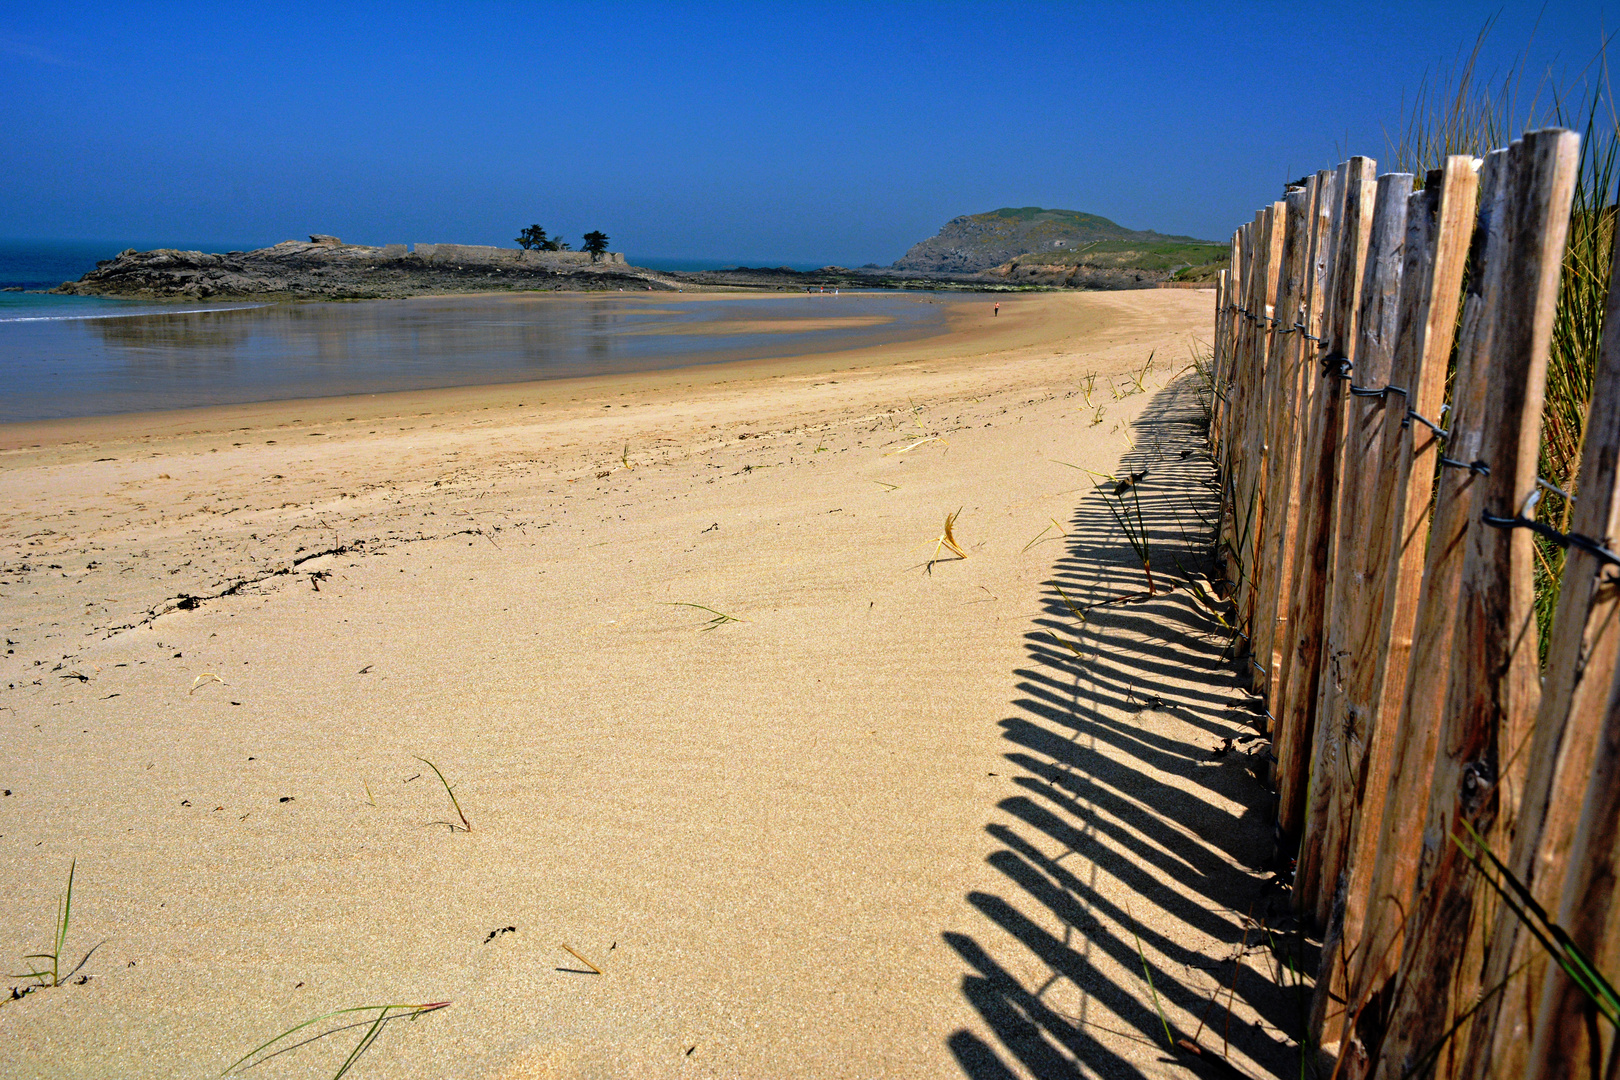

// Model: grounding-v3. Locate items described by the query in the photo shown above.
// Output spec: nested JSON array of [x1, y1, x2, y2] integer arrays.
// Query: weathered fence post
[[1279, 155, 1375, 869], [1221, 220, 1257, 592], [1511, 183, 1620, 1080], [1213, 266, 1229, 442], [1252, 183, 1316, 703], [1271, 169, 1336, 756], [1370, 127, 1578, 1080], [1343, 147, 1510, 1072], [1238, 202, 1289, 649], [1299, 172, 1413, 947], [1318, 157, 1481, 1074], [1229, 209, 1276, 621], [1212, 229, 1243, 458], [1274, 160, 1356, 841], [1299, 170, 1413, 1042]]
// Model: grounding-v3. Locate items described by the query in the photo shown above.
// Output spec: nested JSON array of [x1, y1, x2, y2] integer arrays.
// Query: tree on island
[[582, 231, 610, 260], [515, 224, 549, 250]]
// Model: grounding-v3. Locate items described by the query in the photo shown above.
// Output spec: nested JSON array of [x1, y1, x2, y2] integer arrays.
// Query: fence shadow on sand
[[945, 374, 1330, 1079]]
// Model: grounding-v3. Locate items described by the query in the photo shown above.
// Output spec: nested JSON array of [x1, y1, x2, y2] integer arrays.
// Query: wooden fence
[[1210, 127, 1620, 1079]]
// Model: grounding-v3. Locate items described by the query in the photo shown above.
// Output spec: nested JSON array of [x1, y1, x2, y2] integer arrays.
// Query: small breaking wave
[[0, 304, 266, 324]]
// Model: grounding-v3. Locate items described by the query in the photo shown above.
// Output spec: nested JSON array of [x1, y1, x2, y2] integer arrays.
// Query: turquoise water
[[0, 290, 955, 423]]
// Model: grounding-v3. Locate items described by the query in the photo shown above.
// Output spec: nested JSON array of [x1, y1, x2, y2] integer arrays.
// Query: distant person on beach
[[994, 303, 1000, 316]]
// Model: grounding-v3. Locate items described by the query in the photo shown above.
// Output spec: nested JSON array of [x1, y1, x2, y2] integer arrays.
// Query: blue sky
[[2, 2, 1616, 265]]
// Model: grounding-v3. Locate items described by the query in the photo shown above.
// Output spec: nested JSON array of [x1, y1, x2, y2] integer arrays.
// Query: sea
[[0, 240, 947, 424]]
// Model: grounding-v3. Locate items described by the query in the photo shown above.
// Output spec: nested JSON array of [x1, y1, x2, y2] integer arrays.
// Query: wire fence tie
[[1480, 507, 1620, 571], [1405, 407, 1448, 436], [1536, 475, 1576, 504], [1439, 456, 1491, 476], [1318, 351, 1353, 382]]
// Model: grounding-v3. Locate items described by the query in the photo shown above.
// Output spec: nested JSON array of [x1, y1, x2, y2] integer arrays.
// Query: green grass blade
[[56, 860, 74, 985], [332, 1011, 390, 1080], [1125, 901, 1173, 1048], [414, 757, 470, 832], [223, 1002, 449, 1075], [1451, 821, 1620, 1028]]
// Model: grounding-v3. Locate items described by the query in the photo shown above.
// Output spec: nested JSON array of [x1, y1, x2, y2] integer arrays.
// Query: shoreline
[[0, 291, 1107, 457], [0, 290, 970, 439]]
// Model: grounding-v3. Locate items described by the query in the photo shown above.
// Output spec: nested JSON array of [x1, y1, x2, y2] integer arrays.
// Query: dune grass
[[663, 601, 745, 630], [1126, 901, 1174, 1048], [413, 757, 470, 832], [12, 859, 97, 991], [224, 1001, 450, 1078], [1129, 351, 1156, 395], [1392, 23, 1619, 662], [1453, 820, 1620, 1031], [1021, 518, 1070, 553], [925, 509, 968, 573]]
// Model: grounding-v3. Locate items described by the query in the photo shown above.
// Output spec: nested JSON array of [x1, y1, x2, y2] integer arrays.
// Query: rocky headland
[[892, 206, 1226, 284]]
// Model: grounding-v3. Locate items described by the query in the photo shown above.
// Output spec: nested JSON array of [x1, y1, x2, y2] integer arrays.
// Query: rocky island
[[52, 234, 663, 300]]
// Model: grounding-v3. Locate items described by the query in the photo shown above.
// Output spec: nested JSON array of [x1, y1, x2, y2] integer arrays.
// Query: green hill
[[894, 207, 1223, 279]]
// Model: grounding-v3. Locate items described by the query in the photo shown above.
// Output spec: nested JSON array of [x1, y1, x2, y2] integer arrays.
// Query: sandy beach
[[0, 288, 1300, 1078]]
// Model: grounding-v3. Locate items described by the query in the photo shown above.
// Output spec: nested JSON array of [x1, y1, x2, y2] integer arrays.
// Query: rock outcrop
[[984, 261, 1179, 290], [54, 238, 650, 301]]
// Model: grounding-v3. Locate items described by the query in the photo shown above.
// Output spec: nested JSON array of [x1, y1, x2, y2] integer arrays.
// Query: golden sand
[[0, 289, 1299, 1078]]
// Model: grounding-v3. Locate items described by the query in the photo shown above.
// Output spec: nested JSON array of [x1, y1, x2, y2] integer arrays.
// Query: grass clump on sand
[[1052, 459, 1159, 601], [11, 859, 98, 994]]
